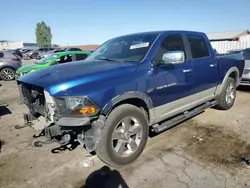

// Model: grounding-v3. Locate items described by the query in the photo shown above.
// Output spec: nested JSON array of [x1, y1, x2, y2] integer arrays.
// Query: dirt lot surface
[[1, 60, 250, 188]]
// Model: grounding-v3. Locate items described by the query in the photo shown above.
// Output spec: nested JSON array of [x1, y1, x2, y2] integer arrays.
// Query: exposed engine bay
[[17, 82, 105, 151]]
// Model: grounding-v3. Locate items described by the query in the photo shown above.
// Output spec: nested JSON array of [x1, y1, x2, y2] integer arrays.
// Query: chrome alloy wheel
[[225, 82, 235, 104], [112, 117, 143, 157], [1, 68, 15, 80]]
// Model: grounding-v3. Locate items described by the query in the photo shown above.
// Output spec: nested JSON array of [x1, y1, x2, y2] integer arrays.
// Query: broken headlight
[[54, 96, 99, 117]]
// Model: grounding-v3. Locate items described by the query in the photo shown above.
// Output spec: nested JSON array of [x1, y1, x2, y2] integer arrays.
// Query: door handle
[[210, 64, 216, 67], [183, 69, 192, 73]]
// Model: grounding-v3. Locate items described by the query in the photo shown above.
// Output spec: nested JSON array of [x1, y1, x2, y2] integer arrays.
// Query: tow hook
[[15, 122, 33, 129], [32, 139, 53, 147]]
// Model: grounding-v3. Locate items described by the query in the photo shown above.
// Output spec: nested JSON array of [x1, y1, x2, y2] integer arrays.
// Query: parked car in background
[[6, 49, 23, 58], [17, 30, 244, 166], [37, 48, 65, 59], [16, 51, 91, 78], [63, 47, 82, 51], [20, 49, 33, 57], [26, 48, 54, 59], [240, 48, 250, 86], [224, 48, 250, 86], [0, 51, 22, 81]]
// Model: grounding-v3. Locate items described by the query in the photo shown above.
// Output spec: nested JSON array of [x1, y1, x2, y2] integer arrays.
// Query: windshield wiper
[[96, 57, 118, 62]]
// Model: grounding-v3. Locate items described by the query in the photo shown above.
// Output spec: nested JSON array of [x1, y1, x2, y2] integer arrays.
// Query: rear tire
[[96, 104, 149, 167], [215, 77, 236, 110], [0, 68, 15, 81]]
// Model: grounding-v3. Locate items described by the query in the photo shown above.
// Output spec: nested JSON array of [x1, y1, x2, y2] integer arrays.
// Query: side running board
[[152, 100, 217, 133]]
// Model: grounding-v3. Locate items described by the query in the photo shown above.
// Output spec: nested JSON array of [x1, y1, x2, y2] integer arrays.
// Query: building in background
[[207, 30, 250, 54], [0, 40, 36, 50], [59, 44, 99, 51]]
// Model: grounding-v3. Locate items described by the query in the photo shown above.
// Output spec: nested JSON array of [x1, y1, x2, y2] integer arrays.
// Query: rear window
[[0, 52, 3, 58], [187, 34, 210, 59]]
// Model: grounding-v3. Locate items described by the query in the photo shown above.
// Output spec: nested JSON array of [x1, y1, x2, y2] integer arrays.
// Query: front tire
[[215, 77, 236, 110], [96, 104, 149, 167]]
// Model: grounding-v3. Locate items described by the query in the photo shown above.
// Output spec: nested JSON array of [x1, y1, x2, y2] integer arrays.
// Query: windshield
[[35, 53, 58, 65], [86, 33, 159, 62]]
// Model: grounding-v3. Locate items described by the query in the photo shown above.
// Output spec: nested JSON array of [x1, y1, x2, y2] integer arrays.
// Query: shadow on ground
[[237, 86, 250, 92], [0, 105, 11, 117], [0, 139, 4, 153], [79, 166, 129, 188]]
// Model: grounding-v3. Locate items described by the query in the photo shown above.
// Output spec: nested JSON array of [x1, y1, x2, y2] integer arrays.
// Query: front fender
[[102, 91, 155, 123]]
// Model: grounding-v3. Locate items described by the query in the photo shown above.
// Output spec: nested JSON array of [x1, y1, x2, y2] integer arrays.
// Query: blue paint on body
[[18, 30, 245, 112]]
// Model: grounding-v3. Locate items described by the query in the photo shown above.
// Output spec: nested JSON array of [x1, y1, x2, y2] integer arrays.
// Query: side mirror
[[162, 51, 185, 65]]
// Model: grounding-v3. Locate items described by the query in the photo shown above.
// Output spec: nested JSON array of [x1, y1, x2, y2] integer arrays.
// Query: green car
[[15, 51, 92, 78]]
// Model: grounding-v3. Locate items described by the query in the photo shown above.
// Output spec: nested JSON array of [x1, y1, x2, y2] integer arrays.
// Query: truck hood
[[18, 60, 137, 96]]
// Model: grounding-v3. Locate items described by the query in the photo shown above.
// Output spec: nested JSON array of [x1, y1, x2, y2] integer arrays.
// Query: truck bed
[[216, 53, 245, 85]]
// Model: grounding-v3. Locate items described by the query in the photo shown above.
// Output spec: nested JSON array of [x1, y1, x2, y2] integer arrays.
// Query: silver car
[[240, 48, 250, 86], [0, 51, 22, 81]]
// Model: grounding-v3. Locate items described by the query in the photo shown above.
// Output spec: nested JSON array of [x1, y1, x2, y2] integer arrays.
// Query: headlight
[[54, 96, 99, 117]]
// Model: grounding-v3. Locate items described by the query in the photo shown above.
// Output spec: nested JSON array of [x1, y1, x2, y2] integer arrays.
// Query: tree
[[35, 21, 52, 47]]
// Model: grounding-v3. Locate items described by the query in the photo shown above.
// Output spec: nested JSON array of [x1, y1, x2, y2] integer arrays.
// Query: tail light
[[11, 57, 21, 61]]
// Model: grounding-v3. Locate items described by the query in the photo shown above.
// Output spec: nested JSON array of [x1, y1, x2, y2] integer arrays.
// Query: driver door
[[147, 34, 194, 120]]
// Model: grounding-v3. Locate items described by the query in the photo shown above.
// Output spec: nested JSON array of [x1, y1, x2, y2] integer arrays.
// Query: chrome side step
[[152, 100, 217, 133]]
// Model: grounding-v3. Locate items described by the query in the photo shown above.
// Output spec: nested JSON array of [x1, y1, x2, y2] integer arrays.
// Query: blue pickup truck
[[17, 30, 244, 166]]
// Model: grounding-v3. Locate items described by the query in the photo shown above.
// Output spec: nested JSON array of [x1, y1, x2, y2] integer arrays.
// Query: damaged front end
[[17, 82, 105, 152]]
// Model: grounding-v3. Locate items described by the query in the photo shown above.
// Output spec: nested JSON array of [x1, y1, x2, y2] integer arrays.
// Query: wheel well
[[108, 98, 150, 121], [229, 71, 237, 82], [0, 66, 15, 72]]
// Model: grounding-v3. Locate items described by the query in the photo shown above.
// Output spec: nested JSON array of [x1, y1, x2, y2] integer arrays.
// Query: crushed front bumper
[[22, 111, 105, 151], [23, 111, 92, 128]]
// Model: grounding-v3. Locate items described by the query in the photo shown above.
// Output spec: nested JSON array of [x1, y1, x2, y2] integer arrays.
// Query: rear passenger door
[[186, 34, 218, 98]]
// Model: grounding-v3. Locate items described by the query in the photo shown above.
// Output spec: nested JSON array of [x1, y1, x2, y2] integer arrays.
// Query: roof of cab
[[119, 30, 207, 37]]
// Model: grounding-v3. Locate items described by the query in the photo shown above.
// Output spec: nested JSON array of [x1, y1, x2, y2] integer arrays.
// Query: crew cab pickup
[[17, 31, 244, 166]]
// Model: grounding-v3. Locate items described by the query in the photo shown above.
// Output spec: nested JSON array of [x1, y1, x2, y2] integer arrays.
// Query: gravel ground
[[1, 60, 250, 188]]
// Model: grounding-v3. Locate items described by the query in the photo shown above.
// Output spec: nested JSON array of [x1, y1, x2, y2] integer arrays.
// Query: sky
[[1, 0, 250, 46]]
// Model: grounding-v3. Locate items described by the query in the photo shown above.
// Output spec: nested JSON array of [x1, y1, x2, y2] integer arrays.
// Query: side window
[[75, 54, 88, 61], [153, 34, 186, 63], [56, 55, 72, 64], [73, 48, 81, 51], [187, 35, 210, 58]]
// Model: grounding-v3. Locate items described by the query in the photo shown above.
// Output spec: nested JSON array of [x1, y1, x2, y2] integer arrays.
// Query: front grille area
[[18, 83, 46, 115]]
